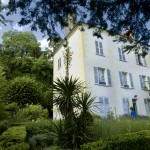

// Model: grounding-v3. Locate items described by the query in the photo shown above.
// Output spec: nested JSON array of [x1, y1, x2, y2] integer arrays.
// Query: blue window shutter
[[139, 75, 144, 89], [121, 46, 126, 61], [58, 59, 60, 69], [99, 42, 103, 55], [60, 57, 61, 68], [148, 77, 150, 88], [107, 69, 112, 86], [94, 67, 99, 84], [95, 41, 99, 54], [129, 73, 134, 88], [118, 48, 122, 60], [143, 57, 147, 67], [119, 71, 124, 86], [135, 54, 139, 64]]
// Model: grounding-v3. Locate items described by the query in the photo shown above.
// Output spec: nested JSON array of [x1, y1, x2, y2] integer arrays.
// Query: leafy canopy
[[6, 0, 150, 45], [2, 30, 41, 58]]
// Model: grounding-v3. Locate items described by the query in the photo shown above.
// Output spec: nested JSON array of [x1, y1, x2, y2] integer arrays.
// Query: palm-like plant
[[52, 76, 95, 149], [53, 76, 84, 118]]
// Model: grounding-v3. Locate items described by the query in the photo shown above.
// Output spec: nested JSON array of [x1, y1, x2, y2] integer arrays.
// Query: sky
[[0, 0, 50, 50]]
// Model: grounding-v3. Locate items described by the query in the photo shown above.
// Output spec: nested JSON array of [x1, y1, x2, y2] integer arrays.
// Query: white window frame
[[139, 75, 150, 90], [95, 41, 104, 56], [94, 67, 112, 86], [135, 54, 147, 67], [119, 71, 134, 88], [118, 47, 126, 61]]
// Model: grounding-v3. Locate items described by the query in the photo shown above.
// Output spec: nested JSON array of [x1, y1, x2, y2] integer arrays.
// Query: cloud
[[1, 0, 9, 5], [12, 23, 30, 32], [38, 38, 49, 50]]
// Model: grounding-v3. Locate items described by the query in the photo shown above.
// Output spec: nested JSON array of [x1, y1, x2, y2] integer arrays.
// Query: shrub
[[81, 130, 150, 150], [5, 143, 29, 150], [0, 126, 29, 149], [0, 121, 9, 135], [6, 76, 43, 106], [26, 120, 54, 139], [15, 104, 48, 122]]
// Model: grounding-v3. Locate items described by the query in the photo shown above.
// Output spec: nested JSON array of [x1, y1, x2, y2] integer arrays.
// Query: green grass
[[92, 117, 150, 140]]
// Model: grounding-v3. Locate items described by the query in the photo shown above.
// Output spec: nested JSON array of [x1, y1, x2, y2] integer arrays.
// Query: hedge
[[81, 130, 150, 150], [0, 126, 29, 150]]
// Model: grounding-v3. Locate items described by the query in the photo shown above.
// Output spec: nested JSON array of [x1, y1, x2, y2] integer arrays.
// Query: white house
[[53, 23, 150, 118]]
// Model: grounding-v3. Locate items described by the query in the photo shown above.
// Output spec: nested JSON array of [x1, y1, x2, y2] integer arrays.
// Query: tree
[[0, 0, 9, 25], [6, 1, 150, 46], [1, 30, 41, 58]]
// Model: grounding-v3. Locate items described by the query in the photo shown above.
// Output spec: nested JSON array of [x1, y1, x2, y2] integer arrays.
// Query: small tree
[[6, 76, 43, 106]]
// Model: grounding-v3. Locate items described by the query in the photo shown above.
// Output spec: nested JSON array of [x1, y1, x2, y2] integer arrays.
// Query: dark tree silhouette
[[6, 0, 150, 55]]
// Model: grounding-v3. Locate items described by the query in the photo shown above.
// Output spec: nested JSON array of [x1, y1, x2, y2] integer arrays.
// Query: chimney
[[65, 13, 76, 35]]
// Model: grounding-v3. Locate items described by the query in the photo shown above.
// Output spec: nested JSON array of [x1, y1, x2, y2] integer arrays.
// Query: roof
[[53, 22, 149, 56]]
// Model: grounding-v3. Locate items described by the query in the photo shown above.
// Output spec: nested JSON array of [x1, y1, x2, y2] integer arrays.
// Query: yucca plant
[[53, 76, 84, 118], [52, 76, 95, 149]]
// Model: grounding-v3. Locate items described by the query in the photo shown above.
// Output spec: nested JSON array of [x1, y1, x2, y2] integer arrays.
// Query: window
[[118, 47, 126, 61], [58, 57, 61, 69], [135, 54, 147, 66], [99, 97, 109, 118], [94, 67, 112, 86], [119, 72, 134, 88], [95, 41, 104, 56], [144, 99, 150, 116], [123, 98, 129, 114], [139, 75, 150, 90]]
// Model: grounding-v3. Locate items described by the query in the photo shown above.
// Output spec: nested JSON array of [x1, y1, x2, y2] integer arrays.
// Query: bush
[[0, 126, 29, 149], [26, 120, 55, 149], [6, 76, 43, 106], [81, 130, 150, 150], [5, 143, 29, 150], [26, 120, 54, 139], [0, 121, 9, 135], [15, 104, 48, 122]]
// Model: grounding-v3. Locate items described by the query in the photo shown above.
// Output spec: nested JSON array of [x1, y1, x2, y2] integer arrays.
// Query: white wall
[[53, 24, 150, 118], [81, 25, 150, 116]]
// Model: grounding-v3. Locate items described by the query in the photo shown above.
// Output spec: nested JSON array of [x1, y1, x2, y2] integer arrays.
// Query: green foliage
[[26, 120, 54, 138], [31, 56, 53, 85], [2, 30, 41, 58], [15, 104, 48, 122], [0, 102, 10, 120], [0, 126, 29, 149], [53, 76, 84, 118], [5, 102, 19, 117], [52, 76, 95, 149], [6, 76, 43, 105], [81, 130, 150, 150], [0, 121, 9, 135], [0, 65, 7, 99], [29, 133, 54, 150], [63, 39, 73, 77]]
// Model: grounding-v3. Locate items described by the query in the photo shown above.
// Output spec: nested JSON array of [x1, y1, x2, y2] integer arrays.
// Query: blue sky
[[0, 0, 52, 50]]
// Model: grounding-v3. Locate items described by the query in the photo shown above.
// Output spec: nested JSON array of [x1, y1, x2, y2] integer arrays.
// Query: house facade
[[53, 23, 150, 118]]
